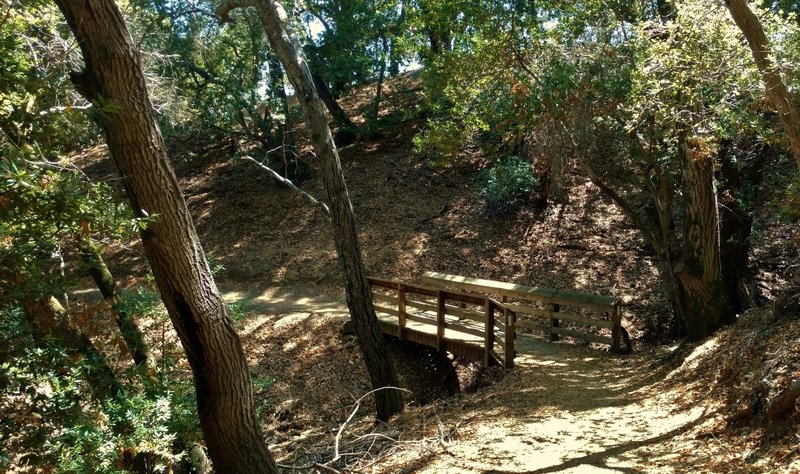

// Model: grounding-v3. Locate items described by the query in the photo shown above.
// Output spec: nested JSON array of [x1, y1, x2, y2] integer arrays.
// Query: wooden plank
[[494, 318, 505, 331], [443, 321, 485, 338], [374, 304, 400, 317], [367, 276, 438, 297], [504, 304, 614, 329], [398, 286, 407, 341], [437, 290, 446, 350], [406, 313, 436, 325], [446, 306, 484, 323], [551, 303, 560, 342], [550, 326, 614, 345], [378, 321, 400, 338], [611, 305, 622, 353], [516, 319, 551, 333], [422, 271, 620, 312], [406, 298, 437, 313], [403, 329, 438, 348], [515, 319, 613, 345], [441, 338, 485, 362], [440, 290, 486, 306], [372, 293, 398, 306]]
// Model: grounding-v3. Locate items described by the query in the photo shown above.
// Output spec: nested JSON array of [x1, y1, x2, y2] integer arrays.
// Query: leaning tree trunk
[[80, 238, 153, 369], [53, 0, 277, 471], [725, 0, 800, 171], [254, 0, 403, 421], [310, 70, 357, 131], [673, 135, 734, 339]]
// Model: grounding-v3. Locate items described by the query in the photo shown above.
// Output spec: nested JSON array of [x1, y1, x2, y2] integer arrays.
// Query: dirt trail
[[411, 345, 714, 473], [229, 286, 724, 473]]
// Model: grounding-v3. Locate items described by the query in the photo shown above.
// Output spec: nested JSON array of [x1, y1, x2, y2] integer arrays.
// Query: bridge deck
[[375, 310, 504, 363]]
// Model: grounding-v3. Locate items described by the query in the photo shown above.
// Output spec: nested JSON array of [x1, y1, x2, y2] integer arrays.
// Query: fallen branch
[[415, 201, 450, 229], [239, 155, 331, 221], [319, 386, 411, 471]]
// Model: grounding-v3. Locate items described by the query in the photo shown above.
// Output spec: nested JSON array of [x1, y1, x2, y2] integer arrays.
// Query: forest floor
[[217, 286, 797, 473], [71, 75, 800, 472]]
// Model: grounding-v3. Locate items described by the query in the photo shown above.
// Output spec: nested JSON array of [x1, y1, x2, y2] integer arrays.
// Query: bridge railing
[[421, 271, 625, 353], [367, 277, 516, 368]]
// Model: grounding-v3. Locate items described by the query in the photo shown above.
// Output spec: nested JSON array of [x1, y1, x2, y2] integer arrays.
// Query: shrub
[[476, 156, 538, 215]]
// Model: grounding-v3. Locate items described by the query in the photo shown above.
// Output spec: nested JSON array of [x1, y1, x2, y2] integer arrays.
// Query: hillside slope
[[72, 76, 799, 472]]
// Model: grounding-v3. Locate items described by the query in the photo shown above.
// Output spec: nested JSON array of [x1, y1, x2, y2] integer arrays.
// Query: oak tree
[[53, 0, 278, 470]]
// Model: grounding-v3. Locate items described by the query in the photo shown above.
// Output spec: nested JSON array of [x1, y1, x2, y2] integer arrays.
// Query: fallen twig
[[332, 386, 411, 462]]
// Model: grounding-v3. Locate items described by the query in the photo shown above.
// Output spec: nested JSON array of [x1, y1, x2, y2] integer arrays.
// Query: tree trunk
[[388, 0, 406, 76], [254, 0, 404, 421], [53, 0, 277, 471], [725, 0, 800, 171], [370, 37, 388, 127], [24, 295, 123, 402], [718, 140, 766, 312], [673, 135, 734, 339], [80, 238, 153, 369], [311, 69, 357, 131]]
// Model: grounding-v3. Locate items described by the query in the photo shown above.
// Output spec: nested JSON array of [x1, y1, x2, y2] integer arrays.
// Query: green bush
[[413, 119, 472, 164], [0, 302, 201, 473], [476, 156, 538, 215]]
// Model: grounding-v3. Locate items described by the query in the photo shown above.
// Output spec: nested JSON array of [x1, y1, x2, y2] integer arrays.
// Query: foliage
[[0, 1, 139, 308], [128, 0, 291, 146], [412, 118, 472, 163], [302, 0, 407, 96], [475, 155, 538, 215], [0, 0, 94, 151], [0, 298, 202, 473], [0, 152, 136, 305]]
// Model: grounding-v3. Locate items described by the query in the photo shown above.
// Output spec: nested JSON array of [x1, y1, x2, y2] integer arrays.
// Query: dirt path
[[410, 346, 714, 473], [227, 286, 727, 473]]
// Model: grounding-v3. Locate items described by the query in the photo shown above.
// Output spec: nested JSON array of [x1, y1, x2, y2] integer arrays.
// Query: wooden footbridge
[[368, 272, 625, 368]]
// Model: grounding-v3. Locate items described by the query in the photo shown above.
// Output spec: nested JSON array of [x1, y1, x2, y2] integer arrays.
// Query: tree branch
[[239, 155, 331, 220], [215, 0, 255, 23]]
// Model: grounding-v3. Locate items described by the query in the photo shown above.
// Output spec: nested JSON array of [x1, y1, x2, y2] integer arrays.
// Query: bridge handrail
[[421, 271, 625, 353], [421, 271, 620, 312], [367, 276, 516, 368]]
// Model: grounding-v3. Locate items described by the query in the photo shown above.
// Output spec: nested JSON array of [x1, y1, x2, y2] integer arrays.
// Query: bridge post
[[504, 308, 515, 368], [611, 304, 622, 353], [436, 290, 445, 351], [550, 304, 561, 341], [484, 299, 495, 366], [398, 284, 407, 341]]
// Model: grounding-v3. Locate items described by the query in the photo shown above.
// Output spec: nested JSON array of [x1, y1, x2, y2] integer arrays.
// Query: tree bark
[[673, 135, 734, 339], [80, 238, 153, 369], [53, 0, 277, 471], [725, 0, 800, 171], [311, 69, 357, 131], [253, 0, 403, 421], [717, 140, 766, 312]]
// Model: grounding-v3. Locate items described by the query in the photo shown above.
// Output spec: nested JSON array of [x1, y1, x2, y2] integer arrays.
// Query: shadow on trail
[[483, 410, 714, 474], [482, 342, 657, 418]]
